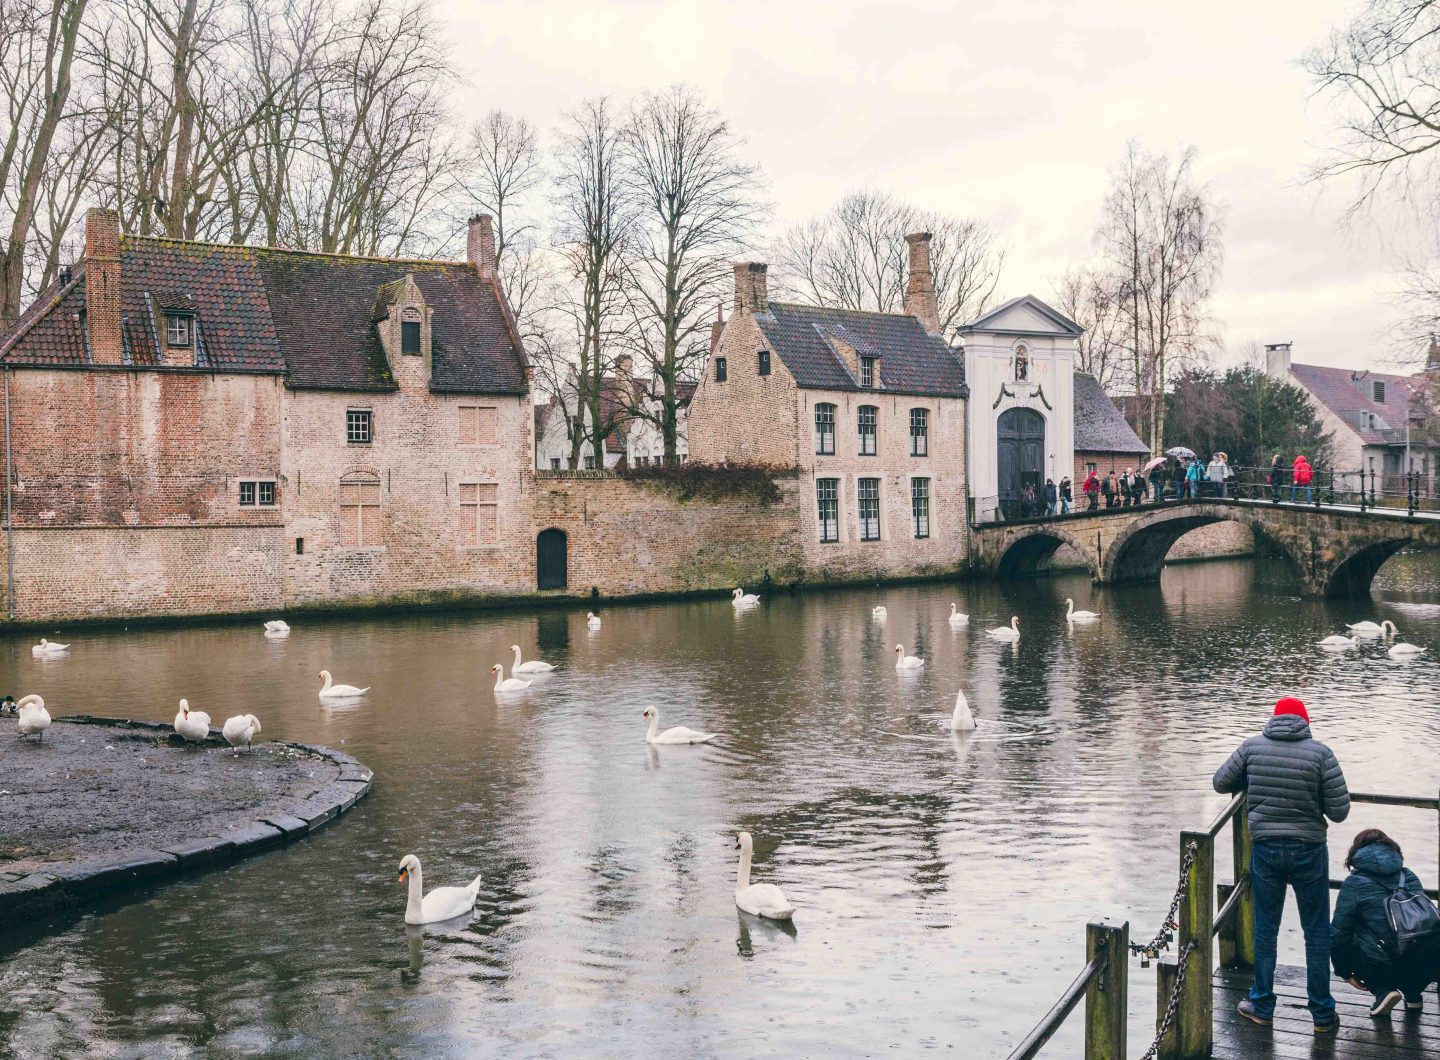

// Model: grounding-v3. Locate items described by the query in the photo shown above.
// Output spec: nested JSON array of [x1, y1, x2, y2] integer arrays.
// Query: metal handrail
[[1007, 944, 1107, 1060]]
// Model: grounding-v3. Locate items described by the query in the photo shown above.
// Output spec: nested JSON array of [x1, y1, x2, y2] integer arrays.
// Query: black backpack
[[1385, 883, 1440, 962]]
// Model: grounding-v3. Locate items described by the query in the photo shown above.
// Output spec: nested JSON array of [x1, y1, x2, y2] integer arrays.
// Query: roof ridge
[[122, 233, 469, 270], [770, 300, 923, 321], [0, 267, 86, 357]]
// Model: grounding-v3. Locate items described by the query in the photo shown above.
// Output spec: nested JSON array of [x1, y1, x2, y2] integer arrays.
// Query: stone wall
[[1049, 520, 1253, 571]]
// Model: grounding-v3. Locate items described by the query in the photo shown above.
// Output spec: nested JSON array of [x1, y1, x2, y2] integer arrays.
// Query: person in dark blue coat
[[1332, 828, 1439, 1017]]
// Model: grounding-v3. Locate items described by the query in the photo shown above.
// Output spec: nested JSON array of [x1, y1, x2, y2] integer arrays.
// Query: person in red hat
[[1213, 696, 1351, 1034]]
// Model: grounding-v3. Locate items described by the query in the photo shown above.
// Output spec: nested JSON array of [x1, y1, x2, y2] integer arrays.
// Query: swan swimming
[[642, 706, 718, 744], [173, 699, 211, 742], [491, 663, 532, 693], [894, 644, 925, 670], [318, 670, 369, 699], [1318, 635, 1358, 650], [988, 616, 1021, 640], [398, 854, 483, 925], [1347, 620, 1398, 638], [872, 606, 887, 620], [587, 612, 602, 630], [31, 638, 69, 656], [511, 644, 555, 673], [951, 689, 976, 732], [263, 620, 290, 637], [948, 603, 968, 626], [732, 588, 761, 606], [734, 832, 795, 920], [222, 714, 262, 752], [16, 694, 50, 740], [1389, 642, 1427, 658], [1065, 599, 1100, 623]]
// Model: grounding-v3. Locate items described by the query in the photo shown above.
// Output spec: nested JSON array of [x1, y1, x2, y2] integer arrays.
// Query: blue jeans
[[1290, 484, 1313, 503], [1250, 839, 1336, 1024]]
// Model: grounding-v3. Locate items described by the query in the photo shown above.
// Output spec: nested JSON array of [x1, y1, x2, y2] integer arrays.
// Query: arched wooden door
[[997, 408, 1045, 517], [536, 528, 568, 590]]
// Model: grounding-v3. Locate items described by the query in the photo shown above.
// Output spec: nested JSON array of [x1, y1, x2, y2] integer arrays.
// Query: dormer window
[[1014, 344, 1029, 381], [165, 313, 192, 348], [1372, 380, 1386, 403], [401, 320, 421, 355], [860, 356, 876, 388]]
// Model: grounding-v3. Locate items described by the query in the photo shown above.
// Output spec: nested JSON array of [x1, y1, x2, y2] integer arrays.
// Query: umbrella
[[1141, 456, 1168, 474], [1166, 446, 1197, 460]]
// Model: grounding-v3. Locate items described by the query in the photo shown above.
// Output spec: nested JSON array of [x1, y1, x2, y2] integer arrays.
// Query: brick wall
[[687, 311, 800, 466]]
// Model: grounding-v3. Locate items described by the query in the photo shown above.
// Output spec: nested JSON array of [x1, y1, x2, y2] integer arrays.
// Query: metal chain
[[1129, 840, 1198, 966], [1139, 940, 1197, 1060]]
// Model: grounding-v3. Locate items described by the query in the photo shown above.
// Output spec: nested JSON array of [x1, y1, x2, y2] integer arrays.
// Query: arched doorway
[[997, 407, 1045, 519], [537, 528, 568, 590]]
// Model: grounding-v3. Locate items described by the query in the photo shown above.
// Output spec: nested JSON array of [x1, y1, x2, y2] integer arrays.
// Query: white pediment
[[959, 295, 1082, 338]]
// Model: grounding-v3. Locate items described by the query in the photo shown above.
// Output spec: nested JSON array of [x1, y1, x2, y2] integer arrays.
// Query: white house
[[534, 357, 692, 470], [958, 295, 1082, 522]]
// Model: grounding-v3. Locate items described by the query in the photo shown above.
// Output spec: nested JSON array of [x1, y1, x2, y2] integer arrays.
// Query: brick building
[[1072, 371, 1150, 484], [533, 357, 694, 469], [687, 233, 971, 578], [0, 209, 534, 621]]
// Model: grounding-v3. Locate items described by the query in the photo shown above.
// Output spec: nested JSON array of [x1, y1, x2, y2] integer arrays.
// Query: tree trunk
[[166, 0, 200, 239]]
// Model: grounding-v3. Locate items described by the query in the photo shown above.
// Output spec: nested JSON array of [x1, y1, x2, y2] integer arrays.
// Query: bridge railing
[[1008, 789, 1440, 1060], [1226, 464, 1440, 516]]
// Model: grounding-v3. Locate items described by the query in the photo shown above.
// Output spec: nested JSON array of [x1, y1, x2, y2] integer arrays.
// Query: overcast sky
[[446, 0, 1413, 370]]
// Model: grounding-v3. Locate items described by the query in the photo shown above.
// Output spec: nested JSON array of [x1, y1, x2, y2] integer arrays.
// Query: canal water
[[3, 555, 1439, 1058]]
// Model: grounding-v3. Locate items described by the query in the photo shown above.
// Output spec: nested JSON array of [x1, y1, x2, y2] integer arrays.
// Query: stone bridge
[[970, 498, 1440, 597]]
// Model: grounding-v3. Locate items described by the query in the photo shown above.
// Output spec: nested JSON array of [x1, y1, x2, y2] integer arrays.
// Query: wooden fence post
[[1231, 805, 1254, 971], [1155, 957, 1180, 1060], [1085, 918, 1128, 1060], [1216, 883, 1237, 969], [1177, 831, 1214, 1060]]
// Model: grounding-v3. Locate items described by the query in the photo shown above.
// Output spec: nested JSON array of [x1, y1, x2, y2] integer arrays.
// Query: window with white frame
[[817, 478, 839, 542], [858, 478, 880, 540], [910, 408, 928, 456], [815, 403, 835, 455], [860, 356, 876, 388], [911, 478, 930, 538], [858, 405, 877, 455], [458, 482, 498, 546], [165, 313, 192, 348], [346, 409, 372, 444], [238, 480, 276, 507]]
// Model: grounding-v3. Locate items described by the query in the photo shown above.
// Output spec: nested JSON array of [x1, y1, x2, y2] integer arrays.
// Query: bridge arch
[[991, 524, 1098, 581], [1320, 537, 1415, 597], [1100, 506, 1304, 587]]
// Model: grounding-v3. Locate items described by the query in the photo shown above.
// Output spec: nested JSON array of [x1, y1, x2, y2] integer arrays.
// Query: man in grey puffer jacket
[[1213, 696, 1350, 1033]]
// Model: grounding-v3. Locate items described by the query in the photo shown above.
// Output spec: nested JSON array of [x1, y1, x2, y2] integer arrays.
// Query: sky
[[444, 0, 1417, 371]]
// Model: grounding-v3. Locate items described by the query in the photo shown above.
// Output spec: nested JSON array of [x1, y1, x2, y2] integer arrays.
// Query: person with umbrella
[[1144, 456, 1168, 504], [1186, 456, 1204, 498], [1167, 447, 1198, 499]]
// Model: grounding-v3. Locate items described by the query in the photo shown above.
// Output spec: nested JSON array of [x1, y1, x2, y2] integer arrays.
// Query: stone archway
[[1321, 537, 1414, 597], [1100, 507, 1287, 586], [991, 524, 1097, 581]]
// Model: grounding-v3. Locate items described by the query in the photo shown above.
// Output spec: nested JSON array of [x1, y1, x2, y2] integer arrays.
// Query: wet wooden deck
[[1212, 964, 1440, 1059]]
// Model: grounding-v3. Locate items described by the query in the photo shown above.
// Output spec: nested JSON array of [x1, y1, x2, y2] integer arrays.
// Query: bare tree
[[462, 108, 543, 323], [619, 85, 764, 462], [772, 188, 1003, 340], [0, 0, 90, 326], [1055, 265, 1126, 392]]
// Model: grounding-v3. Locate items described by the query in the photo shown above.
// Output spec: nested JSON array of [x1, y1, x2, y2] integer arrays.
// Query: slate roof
[[0, 236, 527, 394], [1290, 362, 1420, 445], [754, 303, 968, 397], [1073, 372, 1149, 454]]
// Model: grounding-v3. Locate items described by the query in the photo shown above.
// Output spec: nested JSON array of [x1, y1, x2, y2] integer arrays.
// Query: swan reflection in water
[[402, 925, 425, 979], [736, 910, 798, 957]]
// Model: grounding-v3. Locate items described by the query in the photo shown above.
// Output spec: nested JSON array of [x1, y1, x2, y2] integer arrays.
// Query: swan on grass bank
[[988, 617, 1020, 640], [734, 832, 795, 921], [491, 664, 531, 693], [173, 699, 211, 742], [511, 644, 555, 673], [398, 855, 482, 925], [263, 620, 290, 637], [1347, 620, 1398, 638], [223, 714, 262, 752], [1318, 635, 1358, 650], [1065, 599, 1099, 622], [951, 689, 976, 732], [1389, 642, 1427, 658], [894, 645, 924, 670], [948, 604, 968, 626], [732, 588, 761, 606], [318, 670, 369, 700], [31, 638, 69, 656], [642, 706, 718, 744], [587, 612, 602, 630], [16, 695, 50, 740]]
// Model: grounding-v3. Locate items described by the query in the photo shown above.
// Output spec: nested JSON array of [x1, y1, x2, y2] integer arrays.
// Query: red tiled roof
[[1290, 362, 1420, 445]]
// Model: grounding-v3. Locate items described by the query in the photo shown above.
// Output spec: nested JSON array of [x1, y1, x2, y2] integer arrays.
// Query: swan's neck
[[1066, 600, 1073, 616], [737, 845, 751, 891], [512, 645, 523, 666], [405, 865, 424, 919], [1012, 617, 1019, 631], [494, 670, 504, 690], [646, 713, 659, 740], [321, 673, 332, 692]]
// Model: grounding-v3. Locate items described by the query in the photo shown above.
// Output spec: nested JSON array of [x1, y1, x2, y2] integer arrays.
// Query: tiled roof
[[1074, 372, 1149, 454], [1290, 362, 1419, 445], [0, 237, 527, 394], [754, 303, 968, 397]]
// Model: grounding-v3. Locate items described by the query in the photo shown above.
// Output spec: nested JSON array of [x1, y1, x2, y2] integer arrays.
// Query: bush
[[616, 461, 797, 505]]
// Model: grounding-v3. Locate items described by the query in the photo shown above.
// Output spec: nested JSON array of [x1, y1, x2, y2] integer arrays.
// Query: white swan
[[511, 644, 555, 674], [988, 616, 1021, 640], [1389, 642, 1427, 658], [872, 606, 887, 620], [587, 612, 602, 630], [398, 854, 483, 925], [491, 663, 532, 693], [894, 644, 925, 670], [1347, 619, 1398, 638], [173, 699, 211, 742], [948, 603, 968, 627], [732, 587, 761, 606], [1318, 635, 1358, 650], [16, 694, 50, 740], [951, 689, 976, 732], [31, 638, 70, 656], [222, 714, 262, 752], [318, 669, 369, 699], [734, 832, 795, 921], [263, 620, 290, 637], [1065, 599, 1100, 623], [643, 706, 718, 744]]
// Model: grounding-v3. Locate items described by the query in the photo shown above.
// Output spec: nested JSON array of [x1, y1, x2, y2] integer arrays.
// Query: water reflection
[[2, 554, 1439, 1057]]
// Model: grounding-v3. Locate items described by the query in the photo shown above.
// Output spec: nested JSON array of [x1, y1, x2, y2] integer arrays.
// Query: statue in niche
[[1014, 344, 1029, 382]]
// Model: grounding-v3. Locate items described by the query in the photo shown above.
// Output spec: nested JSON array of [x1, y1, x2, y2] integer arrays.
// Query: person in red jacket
[[1082, 470, 1100, 510], [1292, 455, 1314, 503]]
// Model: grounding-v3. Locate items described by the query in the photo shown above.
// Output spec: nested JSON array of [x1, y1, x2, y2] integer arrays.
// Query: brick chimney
[[613, 353, 633, 384], [467, 214, 497, 281], [733, 263, 768, 314], [709, 303, 725, 355], [904, 232, 940, 335], [84, 208, 123, 365], [1427, 333, 1440, 375], [1264, 342, 1292, 379]]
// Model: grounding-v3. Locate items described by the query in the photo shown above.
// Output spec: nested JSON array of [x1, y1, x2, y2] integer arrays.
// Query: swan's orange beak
[[398, 869, 408, 883]]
